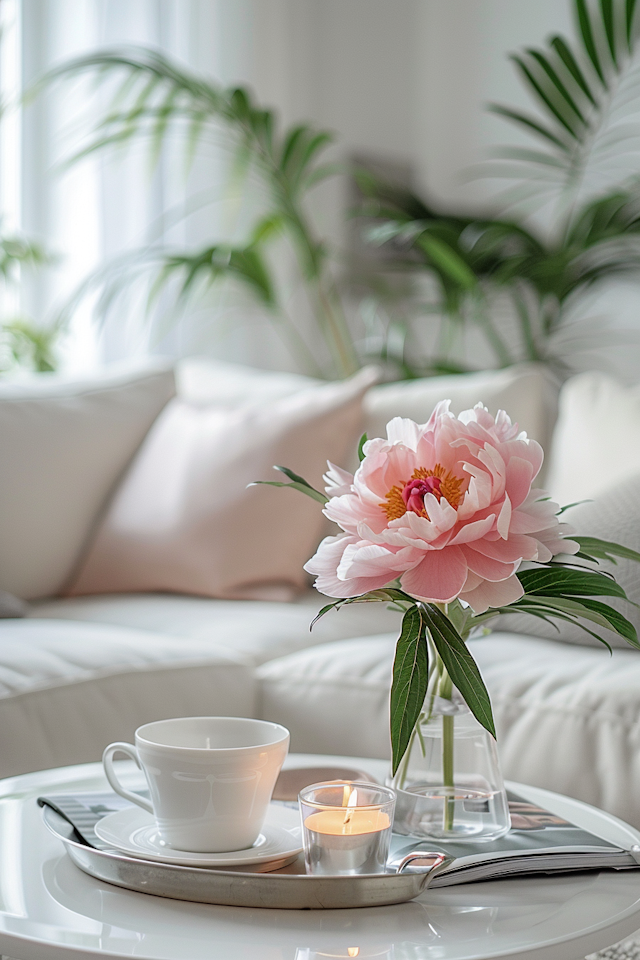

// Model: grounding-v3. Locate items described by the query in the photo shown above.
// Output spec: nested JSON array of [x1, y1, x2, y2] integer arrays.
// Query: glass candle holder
[[299, 781, 396, 876]]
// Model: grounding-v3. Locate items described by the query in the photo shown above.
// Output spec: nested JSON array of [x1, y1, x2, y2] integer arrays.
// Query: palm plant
[[362, 0, 640, 376], [42, 49, 359, 379]]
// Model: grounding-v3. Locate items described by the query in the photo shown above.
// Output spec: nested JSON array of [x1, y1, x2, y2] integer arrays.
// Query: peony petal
[[460, 572, 524, 613], [449, 515, 496, 545], [460, 544, 519, 581], [400, 546, 468, 603]]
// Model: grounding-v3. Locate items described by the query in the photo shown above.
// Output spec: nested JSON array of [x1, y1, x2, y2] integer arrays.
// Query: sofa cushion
[[0, 619, 255, 777], [0, 361, 176, 600], [30, 591, 402, 665], [363, 364, 558, 463], [545, 371, 640, 505], [257, 631, 640, 827], [496, 472, 640, 649], [68, 368, 378, 602], [177, 356, 320, 405]]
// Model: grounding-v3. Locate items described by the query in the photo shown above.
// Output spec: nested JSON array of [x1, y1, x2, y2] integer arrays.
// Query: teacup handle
[[102, 742, 153, 814]]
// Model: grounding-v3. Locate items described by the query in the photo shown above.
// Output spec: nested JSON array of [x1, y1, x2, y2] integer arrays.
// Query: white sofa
[[3, 357, 640, 827]]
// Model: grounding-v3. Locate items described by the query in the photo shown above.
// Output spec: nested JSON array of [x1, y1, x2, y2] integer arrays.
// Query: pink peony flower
[[305, 402, 578, 613]]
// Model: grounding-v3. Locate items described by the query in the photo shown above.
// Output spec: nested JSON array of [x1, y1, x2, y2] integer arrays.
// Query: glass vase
[[389, 635, 511, 842]]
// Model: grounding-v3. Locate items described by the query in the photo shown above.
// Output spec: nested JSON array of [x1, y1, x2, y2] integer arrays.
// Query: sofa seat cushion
[[257, 632, 640, 828], [0, 619, 255, 777], [30, 592, 402, 665]]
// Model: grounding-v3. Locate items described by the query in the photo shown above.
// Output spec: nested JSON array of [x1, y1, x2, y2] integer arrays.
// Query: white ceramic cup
[[102, 716, 290, 853]]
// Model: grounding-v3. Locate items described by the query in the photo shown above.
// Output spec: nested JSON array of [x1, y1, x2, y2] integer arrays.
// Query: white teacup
[[102, 716, 290, 853]]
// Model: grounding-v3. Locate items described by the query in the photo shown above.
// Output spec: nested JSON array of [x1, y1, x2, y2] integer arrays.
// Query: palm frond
[[491, 0, 640, 221]]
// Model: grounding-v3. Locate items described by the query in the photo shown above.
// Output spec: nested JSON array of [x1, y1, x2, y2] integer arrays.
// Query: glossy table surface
[[1, 754, 640, 960]]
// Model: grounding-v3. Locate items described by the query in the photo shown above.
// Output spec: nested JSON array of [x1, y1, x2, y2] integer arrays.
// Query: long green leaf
[[518, 566, 628, 599], [572, 535, 640, 565], [550, 36, 597, 104], [530, 595, 637, 644], [416, 234, 477, 289], [512, 55, 580, 136], [510, 600, 614, 650], [390, 607, 429, 775], [527, 49, 587, 122], [250, 479, 327, 504], [627, 0, 638, 49], [576, 0, 606, 83], [280, 125, 307, 172], [421, 605, 496, 739], [600, 0, 617, 65], [488, 104, 570, 149]]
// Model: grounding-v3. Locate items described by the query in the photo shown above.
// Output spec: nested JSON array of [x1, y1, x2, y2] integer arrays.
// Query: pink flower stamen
[[402, 476, 442, 516]]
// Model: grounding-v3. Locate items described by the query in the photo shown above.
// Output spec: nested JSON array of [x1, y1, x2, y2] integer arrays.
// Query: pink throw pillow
[[67, 368, 378, 601]]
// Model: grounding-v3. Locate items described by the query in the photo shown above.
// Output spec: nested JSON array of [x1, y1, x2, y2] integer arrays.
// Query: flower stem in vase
[[438, 662, 455, 832]]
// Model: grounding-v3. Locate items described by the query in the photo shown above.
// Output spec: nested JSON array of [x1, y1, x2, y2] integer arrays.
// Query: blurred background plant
[[39, 0, 640, 381], [0, 234, 55, 374], [358, 0, 640, 378], [43, 49, 358, 380]]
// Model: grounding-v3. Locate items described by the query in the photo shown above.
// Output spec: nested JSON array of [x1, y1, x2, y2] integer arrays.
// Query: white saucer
[[94, 804, 302, 868]]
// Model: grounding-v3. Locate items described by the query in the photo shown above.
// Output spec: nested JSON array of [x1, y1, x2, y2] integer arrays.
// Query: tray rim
[[42, 805, 443, 909]]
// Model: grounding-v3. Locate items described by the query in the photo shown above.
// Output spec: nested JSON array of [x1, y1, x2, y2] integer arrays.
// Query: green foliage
[[361, 0, 640, 376], [420, 605, 496, 739], [0, 236, 56, 374], [0, 318, 59, 373], [390, 606, 429, 775], [251, 465, 329, 505], [41, 47, 358, 379]]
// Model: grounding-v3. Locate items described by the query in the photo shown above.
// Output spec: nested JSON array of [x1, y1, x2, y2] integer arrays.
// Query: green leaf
[[557, 500, 592, 514], [526, 49, 587, 122], [530, 595, 638, 645], [510, 599, 614, 651], [600, 0, 617, 65], [250, 480, 328, 504], [357, 433, 368, 462], [575, 0, 605, 83], [512, 54, 580, 136], [572, 536, 640, 565], [550, 36, 597, 105], [416, 234, 477, 289], [518, 566, 628, 599], [488, 104, 570, 149], [390, 607, 429, 775], [421, 605, 496, 739], [627, 0, 638, 48], [280, 125, 307, 172]]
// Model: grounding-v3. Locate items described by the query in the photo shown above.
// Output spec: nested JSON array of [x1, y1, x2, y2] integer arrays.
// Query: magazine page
[[390, 791, 638, 885]]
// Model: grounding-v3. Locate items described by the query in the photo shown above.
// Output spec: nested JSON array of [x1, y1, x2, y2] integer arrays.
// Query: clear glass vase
[[389, 634, 511, 842]]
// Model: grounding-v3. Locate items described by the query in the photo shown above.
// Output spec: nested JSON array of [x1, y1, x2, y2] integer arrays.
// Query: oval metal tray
[[42, 805, 446, 910]]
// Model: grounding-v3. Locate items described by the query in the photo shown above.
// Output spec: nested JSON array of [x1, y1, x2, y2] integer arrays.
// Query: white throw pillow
[[0, 361, 176, 600], [364, 364, 558, 470], [177, 357, 320, 406], [545, 372, 640, 505], [68, 367, 378, 602], [496, 472, 640, 649]]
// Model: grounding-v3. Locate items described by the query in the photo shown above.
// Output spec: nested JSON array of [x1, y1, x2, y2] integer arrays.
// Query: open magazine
[[39, 788, 640, 886], [390, 790, 640, 887]]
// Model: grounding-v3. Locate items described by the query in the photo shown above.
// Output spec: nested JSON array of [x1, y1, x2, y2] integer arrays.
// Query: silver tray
[[42, 805, 448, 910]]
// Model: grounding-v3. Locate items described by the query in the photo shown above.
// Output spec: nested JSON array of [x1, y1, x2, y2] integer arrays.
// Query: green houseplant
[[361, 0, 640, 377]]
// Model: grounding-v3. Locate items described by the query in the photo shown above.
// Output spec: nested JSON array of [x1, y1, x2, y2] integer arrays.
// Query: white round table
[[1, 754, 640, 960]]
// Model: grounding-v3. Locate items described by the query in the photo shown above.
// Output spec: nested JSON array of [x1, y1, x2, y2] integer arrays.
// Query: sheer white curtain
[[9, 0, 257, 371]]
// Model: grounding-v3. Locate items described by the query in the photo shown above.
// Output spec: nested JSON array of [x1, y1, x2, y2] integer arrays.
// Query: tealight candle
[[299, 781, 396, 876]]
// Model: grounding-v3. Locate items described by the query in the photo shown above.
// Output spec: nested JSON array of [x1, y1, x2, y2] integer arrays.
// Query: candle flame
[[348, 950, 360, 958], [343, 786, 358, 826]]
